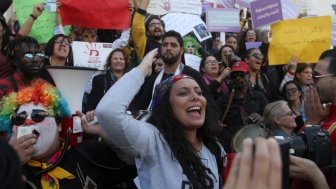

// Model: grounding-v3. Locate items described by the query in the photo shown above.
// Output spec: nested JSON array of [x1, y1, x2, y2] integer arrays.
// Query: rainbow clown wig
[[0, 79, 71, 139]]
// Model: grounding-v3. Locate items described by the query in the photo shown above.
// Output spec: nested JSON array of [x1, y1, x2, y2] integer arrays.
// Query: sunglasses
[[11, 109, 52, 126], [231, 72, 246, 78], [250, 53, 264, 60], [22, 53, 46, 61]]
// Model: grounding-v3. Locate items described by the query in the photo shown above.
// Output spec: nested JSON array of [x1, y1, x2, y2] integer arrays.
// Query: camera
[[276, 126, 331, 166], [276, 126, 331, 189]]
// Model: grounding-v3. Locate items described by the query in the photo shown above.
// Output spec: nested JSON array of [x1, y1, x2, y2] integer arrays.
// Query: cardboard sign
[[206, 8, 240, 32], [268, 16, 332, 65], [148, 0, 202, 15], [250, 0, 283, 29], [72, 41, 114, 70]]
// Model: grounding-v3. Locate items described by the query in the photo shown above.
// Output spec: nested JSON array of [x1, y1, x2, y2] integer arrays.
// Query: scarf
[[27, 147, 75, 189], [203, 74, 229, 95]]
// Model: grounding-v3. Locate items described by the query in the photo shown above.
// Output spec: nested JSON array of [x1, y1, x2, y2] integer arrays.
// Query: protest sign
[[206, 8, 240, 32], [147, 0, 170, 15], [281, 0, 299, 19], [184, 54, 202, 71], [148, 0, 202, 15], [72, 41, 114, 70], [333, 16, 336, 46], [219, 0, 236, 8], [14, 0, 55, 43], [235, 0, 255, 8], [250, 0, 283, 28], [193, 23, 212, 42], [268, 16, 332, 65], [162, 13, 204, 37], [245, 42, 262, 50], [59, 0, 130, 29]]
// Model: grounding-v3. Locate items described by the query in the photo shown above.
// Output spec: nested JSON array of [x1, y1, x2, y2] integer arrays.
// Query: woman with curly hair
[[96, 49, 224, 189]]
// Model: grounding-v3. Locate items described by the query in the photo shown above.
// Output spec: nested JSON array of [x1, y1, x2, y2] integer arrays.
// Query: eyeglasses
[[231, 72, 246, 78], [22, 53, 45, 61], [205, 60, 221, 64], [54, 40, 70, 46], [250, 53, 264, 60], [11, 110, 52, 126], [286, 88, 299, 94]]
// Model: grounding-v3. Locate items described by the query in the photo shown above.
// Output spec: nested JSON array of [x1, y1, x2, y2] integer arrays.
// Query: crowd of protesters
[[0, 0, 336, 189]]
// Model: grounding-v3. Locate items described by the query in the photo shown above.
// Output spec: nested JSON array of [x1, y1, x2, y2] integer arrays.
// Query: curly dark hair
[[147, 84, 222, 189]]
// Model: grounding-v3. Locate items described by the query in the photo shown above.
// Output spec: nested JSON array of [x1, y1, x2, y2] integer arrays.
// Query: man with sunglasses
[[0, 80, 137, 189], [293, 49, 336, 189], [0, 36, 46, 100], [217, 61, 268, 152]]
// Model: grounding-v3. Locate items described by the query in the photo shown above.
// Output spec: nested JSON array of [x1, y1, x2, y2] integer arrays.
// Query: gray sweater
[[96, 68, 221, 189]]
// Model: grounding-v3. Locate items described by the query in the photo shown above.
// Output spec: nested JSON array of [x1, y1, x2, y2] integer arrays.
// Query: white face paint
[[16, 102, 60, 160]]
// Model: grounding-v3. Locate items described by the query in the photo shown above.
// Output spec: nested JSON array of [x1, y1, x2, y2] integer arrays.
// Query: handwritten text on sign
[[268, 16, 332, 65]]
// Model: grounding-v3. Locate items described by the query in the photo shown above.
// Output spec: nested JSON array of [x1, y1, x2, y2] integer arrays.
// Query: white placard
[[72, 41, 113, 70], [148, 0, 202, 15], [184, 53, 202, 71], [162, 13, 204, 36]]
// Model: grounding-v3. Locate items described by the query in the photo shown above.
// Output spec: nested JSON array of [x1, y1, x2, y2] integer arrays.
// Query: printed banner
[[268, 16, 332, 65], [72, 41, 114, 70], [148, 0, 202, 15], [206, 8, 240, 32], [59, 0, 130, 29], [250, 0, 283, 29]]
